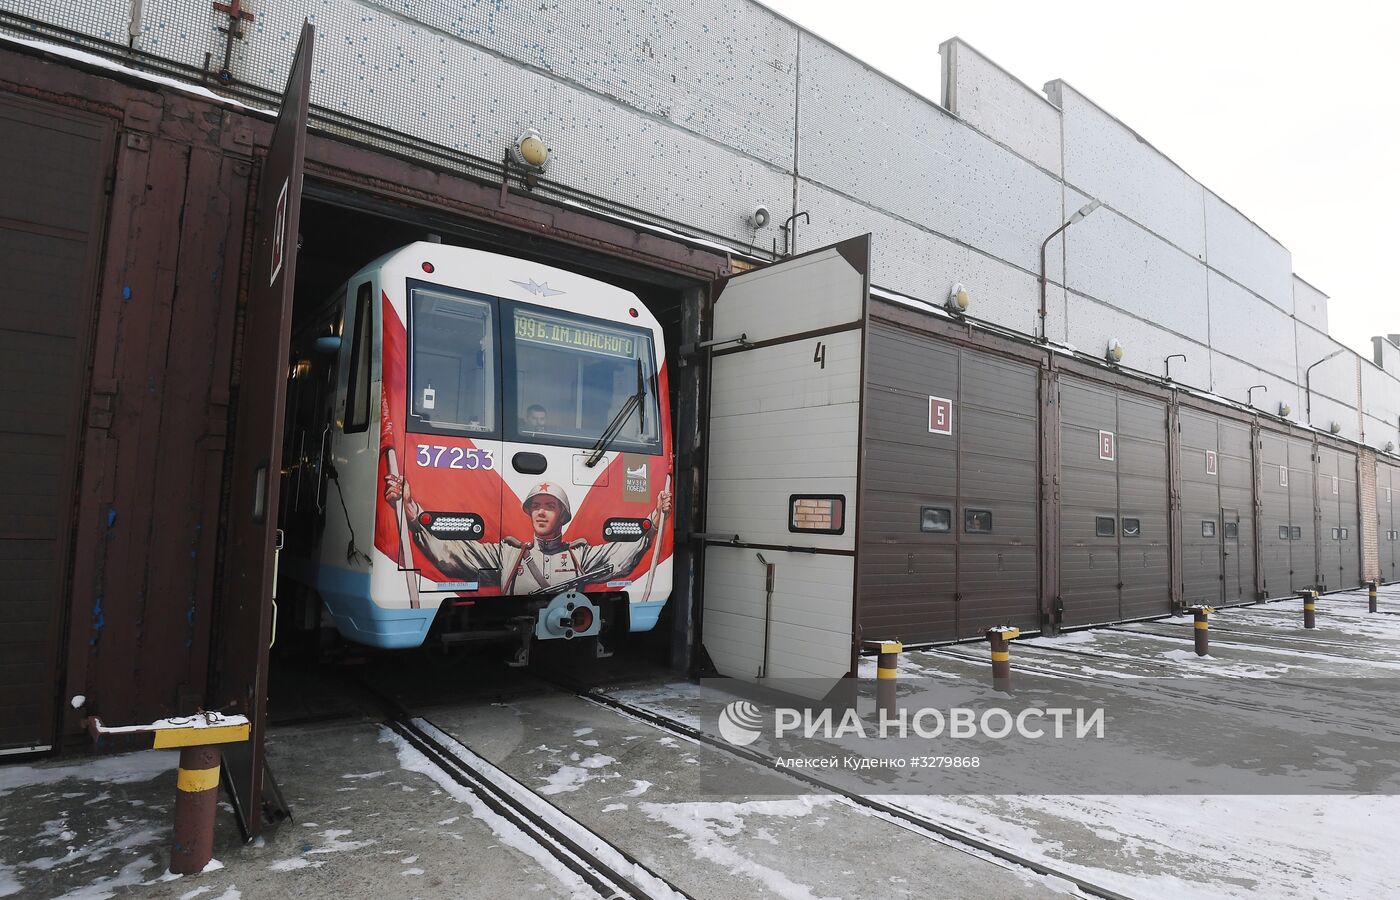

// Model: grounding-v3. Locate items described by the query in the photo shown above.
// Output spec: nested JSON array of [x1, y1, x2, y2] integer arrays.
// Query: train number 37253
[[415, 444, 495, 470]]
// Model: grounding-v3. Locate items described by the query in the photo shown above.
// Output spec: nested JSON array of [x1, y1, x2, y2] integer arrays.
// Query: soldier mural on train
[[383, 474, 671, 594]]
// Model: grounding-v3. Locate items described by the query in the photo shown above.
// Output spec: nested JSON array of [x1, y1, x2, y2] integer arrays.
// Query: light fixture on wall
[[947, 282, 970, 314], [1386, 441, 1396, 453], [1038, 199, 1102, 342], [1277, 402, 1292, 418], [1105, 338, 1124, 365], [1329, 421, 1343, 434], [510, 128, 551, 173], [748, 204, 771, 229], [1304, 347, 1347, 426]]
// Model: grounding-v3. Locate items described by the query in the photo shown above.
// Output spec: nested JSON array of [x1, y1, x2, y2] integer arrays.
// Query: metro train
[[279, 243, 674, 656]]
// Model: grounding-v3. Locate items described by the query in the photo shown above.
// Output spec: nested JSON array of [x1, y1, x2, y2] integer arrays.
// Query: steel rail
[[531, 672, 1136, 900], [385, 716, 690, 900]]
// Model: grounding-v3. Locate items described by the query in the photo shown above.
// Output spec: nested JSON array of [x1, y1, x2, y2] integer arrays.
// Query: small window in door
[[790, 495, 845, 534], [1095, 516, 1116, 537], [1201, 520, 1217, 538], [1291, 526, 1302, 540], [964, 509, 993, 534], [344, 281, 373, 433], [1331, 527, 1341, 540], [1340, 528, 1349, 540], [919, 506, 951, 533], [1224, 522, 1239, 539], [1279, 525, 1290, 540], [1121, 518, 1141, 537]]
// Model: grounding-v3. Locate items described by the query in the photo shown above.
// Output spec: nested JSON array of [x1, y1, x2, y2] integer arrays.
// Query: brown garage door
[[0, 96, 110, 752]]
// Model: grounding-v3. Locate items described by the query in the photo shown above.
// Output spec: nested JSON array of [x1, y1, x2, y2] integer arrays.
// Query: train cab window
[[1122, 518, 1141, 537], [790, 495, 845, 534], [1279, 526, 1291, 541], [964, 509, 993, 534], [1201, 520, 1216, 538], [1291, 526, 1302, 540], [344, 282, 373, 433], [408, 282, 497, 436], [919, 506, 951, 533], [1095, 516, 1116, 537], [506, 303, 661, 453], [1224, 522, 1239, 539]]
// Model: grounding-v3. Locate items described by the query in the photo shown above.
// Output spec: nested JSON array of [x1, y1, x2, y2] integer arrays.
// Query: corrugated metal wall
[[858, 324, 1039, 643], [1058, 378, 1170, 626], [1381, 462, 1399, 583], [1178, 410, 1255, 607], [0, 94, 111, 752]]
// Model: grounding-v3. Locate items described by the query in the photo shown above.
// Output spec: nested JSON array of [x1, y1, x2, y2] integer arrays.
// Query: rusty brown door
[[210, 21, 314, 838]]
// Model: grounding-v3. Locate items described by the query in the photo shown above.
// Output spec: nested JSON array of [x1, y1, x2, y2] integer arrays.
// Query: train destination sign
[[515, 311, 636, 359]]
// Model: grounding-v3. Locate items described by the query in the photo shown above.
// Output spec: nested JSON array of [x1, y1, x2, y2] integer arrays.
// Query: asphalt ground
[[2, 583, 1398, 898]]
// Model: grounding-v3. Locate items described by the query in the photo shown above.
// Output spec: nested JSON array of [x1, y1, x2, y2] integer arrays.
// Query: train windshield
[[407, 283, 497, 435], [506, 303, 661, 453]]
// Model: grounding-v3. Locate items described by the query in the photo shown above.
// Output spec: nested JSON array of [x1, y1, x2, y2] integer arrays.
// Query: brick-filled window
[[789, 495, 845, 535]]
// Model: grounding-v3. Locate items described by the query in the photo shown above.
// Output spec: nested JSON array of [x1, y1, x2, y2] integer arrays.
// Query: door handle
[[315, 423, 330, 513], [270, 529, 284, 649]]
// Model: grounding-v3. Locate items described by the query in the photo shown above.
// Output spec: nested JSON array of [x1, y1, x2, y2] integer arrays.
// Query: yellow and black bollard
[[1302, 589, 1318, 629], [85, 713, 250, 877], [1370, 581, 1378, 614], [986, 627, 1020, 693], [1188, 605, 1214, 656], [866, 640, 902, 722]]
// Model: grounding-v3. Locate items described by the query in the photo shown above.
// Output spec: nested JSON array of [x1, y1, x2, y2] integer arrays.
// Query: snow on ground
[[893, 793, 1400, 900], [538, 754, 617, 796], [0, 751, 177, 796], [380, 727, 596, 898], [638, 797, 842, 900]]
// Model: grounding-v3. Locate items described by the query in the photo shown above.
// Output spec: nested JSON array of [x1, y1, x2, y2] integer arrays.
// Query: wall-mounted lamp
[[1304, 347, 1347, 426], [947, 282, 970, 314], [1038, 199, 1102, 342], [749, 204, 771, 229], [510, 128, 551, 172], [1277, 402, 1292, 418], [1386, 441, 1396, 453], [1247, 384, 1267, 407], [1329, 421, 1343, 434], [1105, 338, 1124, 365]]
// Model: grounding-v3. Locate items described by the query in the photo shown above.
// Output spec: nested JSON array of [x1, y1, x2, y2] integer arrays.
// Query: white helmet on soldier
[[522, 481, 572, 525]]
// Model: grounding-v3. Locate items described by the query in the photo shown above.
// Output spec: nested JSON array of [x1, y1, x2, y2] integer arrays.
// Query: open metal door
[[699, 236, 869, 699], [211, 21, 314, 839]]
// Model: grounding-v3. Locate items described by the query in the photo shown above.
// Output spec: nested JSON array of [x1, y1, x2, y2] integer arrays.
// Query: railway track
[[529, 671, 1136, 900], [384, 715, 691, 900]]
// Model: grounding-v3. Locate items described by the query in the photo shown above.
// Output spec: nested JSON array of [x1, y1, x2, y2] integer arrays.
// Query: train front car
[[325, 242, 674, 653]]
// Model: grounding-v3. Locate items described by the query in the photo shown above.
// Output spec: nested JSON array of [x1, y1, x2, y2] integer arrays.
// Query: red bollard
[[171, 745, 221, 874], [1188, 605, 1213, 656], [986, 627, 1020, 693], [1302, 590, 1317, 629]]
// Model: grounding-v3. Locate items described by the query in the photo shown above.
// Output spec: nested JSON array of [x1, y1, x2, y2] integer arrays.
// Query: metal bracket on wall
[[677, 333, 750, 366], [209, 0, 255, 85]]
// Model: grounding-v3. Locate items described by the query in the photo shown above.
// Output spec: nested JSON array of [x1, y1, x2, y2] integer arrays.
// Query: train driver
[[383, 476, 670, 595]]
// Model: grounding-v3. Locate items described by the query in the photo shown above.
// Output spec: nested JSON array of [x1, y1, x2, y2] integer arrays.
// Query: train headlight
[[421, 511, 485, 540], [603, 518, 650, 542]]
